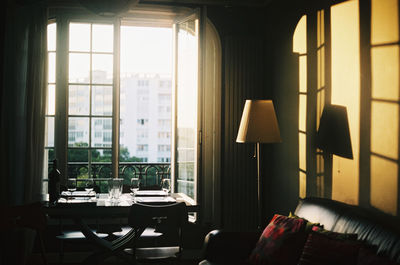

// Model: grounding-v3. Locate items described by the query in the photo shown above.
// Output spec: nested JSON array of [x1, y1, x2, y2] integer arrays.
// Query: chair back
[[128, 202, 187, 230]]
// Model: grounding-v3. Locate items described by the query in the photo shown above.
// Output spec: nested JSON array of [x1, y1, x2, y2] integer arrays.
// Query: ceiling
[[138, 0, 272, 6]]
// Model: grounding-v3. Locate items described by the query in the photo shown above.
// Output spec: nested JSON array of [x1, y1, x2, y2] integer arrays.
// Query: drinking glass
[[108, 178, 123, 201], [161, 178, 171, 194], [85, 178, 94, 193], [130, 178, 140, 195], [67, 178, 77, 195]]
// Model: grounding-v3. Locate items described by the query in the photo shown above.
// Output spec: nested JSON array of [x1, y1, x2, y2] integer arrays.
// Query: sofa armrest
[[201, 230, 260, 264]]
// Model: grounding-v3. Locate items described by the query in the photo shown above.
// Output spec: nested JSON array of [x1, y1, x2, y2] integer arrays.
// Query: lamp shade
[[316, 104, 353, 159], [236, 100, 282, 143]]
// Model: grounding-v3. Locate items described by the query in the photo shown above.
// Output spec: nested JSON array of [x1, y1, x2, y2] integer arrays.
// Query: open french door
[[171, 10, 203, 203]]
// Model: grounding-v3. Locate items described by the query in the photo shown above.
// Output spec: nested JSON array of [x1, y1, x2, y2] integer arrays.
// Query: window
[[45, 9, 221, 206], [44, 23, 56, 182], [67, 22, 113, 173]]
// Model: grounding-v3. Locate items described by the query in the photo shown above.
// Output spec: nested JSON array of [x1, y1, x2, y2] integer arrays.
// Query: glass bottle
[[49, 159, 61, 205]]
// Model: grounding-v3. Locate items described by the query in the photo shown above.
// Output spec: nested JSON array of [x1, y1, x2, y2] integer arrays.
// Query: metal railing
[[45, 162, 170, 192]]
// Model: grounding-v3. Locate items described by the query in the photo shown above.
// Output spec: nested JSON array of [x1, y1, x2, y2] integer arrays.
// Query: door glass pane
[[69, 85, 90, 115], [92, 118, 112, 148], [70, 23, 90, 52], [92, 54, 113, 84], [175, 17, 198, 200], [119, 26, 172, 166], [92, 86, 112, 115], [45, 117, 55, 147], [68, 117, 89, 147], [47, 84, 55, 115], [92, 24, 113, 52], [69, 53, 90, 83], [48, 52, 56, 83]]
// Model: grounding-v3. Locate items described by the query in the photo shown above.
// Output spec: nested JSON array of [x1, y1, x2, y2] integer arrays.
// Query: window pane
[[92, 118, 112, 148], [48, 52, 56, 83], [45, 148, 55, 162], [45, 117, 55, 147], [68, 117, 89, 147], [69, 23, 90, 52], [92, 86, 112, 115], [47, 23, 56, 51], [92, 24, 113, 52], [69, 85, 90, 115], [47, 84, 55, 115], [92, 149, 112, 162], [92, 54, 113, 84], [120, 26, 172, 164], [69, 53, 90, 83], [175, 18, 198, 200], [68, 148, 89, 162]]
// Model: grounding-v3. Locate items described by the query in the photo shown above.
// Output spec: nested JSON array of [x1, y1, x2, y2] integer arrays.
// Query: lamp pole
[[256, 142, 262, 230]]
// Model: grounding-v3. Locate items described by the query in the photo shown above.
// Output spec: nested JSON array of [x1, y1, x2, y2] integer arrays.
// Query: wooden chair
[[56, 227, 109, 264], [125, 202, 188, 263], [77, 202, 188, 265], [1, 202, 48, 265]]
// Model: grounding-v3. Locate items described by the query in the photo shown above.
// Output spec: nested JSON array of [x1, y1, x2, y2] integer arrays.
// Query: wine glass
[[85, 178, 94, 194], [161, 178, 171, 194], [130, 178, 140, 195], [67, 178, 77, 195]]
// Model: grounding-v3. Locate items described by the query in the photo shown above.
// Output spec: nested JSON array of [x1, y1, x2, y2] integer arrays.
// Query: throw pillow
[[311, 225, 358, 240], [358, 246, 400, 265], [298, 232, 361, 265], [288, 212, 323, 232], [248, 214, 307, 265]]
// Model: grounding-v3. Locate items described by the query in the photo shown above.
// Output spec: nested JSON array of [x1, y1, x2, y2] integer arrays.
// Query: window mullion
[[88, 23, 93, 179], [112, 19, 121, 179]]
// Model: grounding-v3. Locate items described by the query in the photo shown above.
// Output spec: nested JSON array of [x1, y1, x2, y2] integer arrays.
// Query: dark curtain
[[0, 1, 47, 206]]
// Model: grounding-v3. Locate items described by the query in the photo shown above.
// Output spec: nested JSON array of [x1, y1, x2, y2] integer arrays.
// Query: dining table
[[43, 191, 198, 264], [44, 191, 198, 218]]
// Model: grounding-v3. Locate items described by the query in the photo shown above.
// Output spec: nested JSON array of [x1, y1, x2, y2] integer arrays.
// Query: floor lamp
[[236, 100, 282, 230]]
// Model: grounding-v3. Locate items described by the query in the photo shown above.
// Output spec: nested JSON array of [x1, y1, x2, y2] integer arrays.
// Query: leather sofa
[[199, 197, 400, 265]]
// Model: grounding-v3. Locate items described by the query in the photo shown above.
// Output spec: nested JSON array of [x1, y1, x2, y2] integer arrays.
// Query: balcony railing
[[45, 162, 170, 192]]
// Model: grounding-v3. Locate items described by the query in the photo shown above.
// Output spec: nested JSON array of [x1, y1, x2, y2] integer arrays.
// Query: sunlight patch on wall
[[371, 0, 399, 45], [294, 15, 307, 199], [300, 171, 306, 198], [299, 133, 307, 170], [299, 57, 307, 93], [370, 155, 398, 215], [371, 46, 399, 101], [369, 0, 399, 215], [293, 16, 307, 54], [299, 95, 307, 132], [331, 0, 360, 205], [371, 102, 399, 159]]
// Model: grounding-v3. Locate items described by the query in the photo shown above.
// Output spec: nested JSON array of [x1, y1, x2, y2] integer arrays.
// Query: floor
[[27, 249, 203, 265]]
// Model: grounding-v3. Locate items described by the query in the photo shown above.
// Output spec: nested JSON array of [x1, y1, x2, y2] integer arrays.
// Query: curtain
[[0, 1, 48, 206]]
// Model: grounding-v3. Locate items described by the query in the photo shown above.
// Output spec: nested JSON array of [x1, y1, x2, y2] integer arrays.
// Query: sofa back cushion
[[298, 232, 361, 265], [294, 197, 400, 262]]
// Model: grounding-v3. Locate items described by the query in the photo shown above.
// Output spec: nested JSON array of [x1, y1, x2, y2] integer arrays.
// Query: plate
[[133, 190, 168, 196]]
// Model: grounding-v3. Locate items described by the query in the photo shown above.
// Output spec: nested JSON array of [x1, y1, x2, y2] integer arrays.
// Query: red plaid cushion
[[248, 214, 307, 265]]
